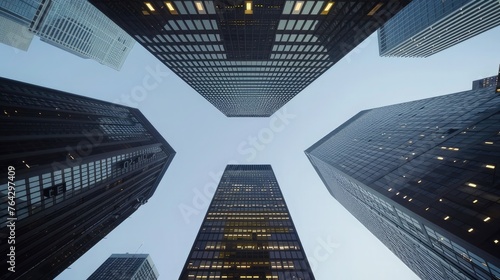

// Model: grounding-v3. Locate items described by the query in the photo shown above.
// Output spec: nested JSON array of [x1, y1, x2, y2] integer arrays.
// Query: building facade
[[378, 0, 500, 57], [0, 0, 45, 51], [305, 75, 500, 280], [472, 66, 500, 91], [0, 0, 134, 70], [89, 0, 410, 117], [0, 77, 175, 280], [472, 75, 498, 90], [0, 15, 35, 51], [87, 254, 159, 280], [179, 165, 315, 279]]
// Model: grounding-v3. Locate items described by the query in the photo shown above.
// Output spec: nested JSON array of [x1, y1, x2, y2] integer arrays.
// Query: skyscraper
[[305, 74, 500, 279], [378, 0, 500, 57], [89, 0, 410, 117], [179, 165, 315, 279], [0, 0, 134, 70], [472, 75, 498, 90], [0, 77, 175, 280], [87, 254, 159, 280]]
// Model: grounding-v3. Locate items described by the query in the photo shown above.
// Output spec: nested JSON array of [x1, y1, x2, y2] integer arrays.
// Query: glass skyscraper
[[0, 77, 175, 280], [179, 165, 315, 279], [0, 0, 134, 70], [305, 74, 500, 279], [378, 0, 500, 57], [89, 0, 410, 117], [87, 254, 159, 280]]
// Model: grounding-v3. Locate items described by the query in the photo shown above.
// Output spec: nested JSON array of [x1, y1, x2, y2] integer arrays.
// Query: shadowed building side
[[87, 254, 159, 280], [306, 73, 500, 280], [179, 165, 315, 279], [0, 77, 175, 280]]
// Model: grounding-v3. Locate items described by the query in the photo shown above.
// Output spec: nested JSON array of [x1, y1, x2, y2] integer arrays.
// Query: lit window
[[367, 3, 383, 16], [245, 1, 253, 14], [145, 2, 155, 11], [321, 2, 334, 15], [292, 1, 304, 14]]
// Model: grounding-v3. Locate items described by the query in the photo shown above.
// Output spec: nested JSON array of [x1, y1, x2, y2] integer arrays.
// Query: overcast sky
[[1, 24, 499, 280]]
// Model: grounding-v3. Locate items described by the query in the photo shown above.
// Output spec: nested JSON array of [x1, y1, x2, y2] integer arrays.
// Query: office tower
[[179, 165, 315, 279], [87, 254, 159, 280], [472, 75, 498, 90], [35, 0, 135, 70], [0, 77, 175, 280], [89, 0, 410, 117], [0, 0, 134, 70], [305, 75, 500, 280], [378, 0, 500, 57]]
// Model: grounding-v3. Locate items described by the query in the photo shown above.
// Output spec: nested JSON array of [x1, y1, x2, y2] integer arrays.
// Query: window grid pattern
[[89, 0, 410, 116], [34, 0, 134, 70], [179, 165, 315, 279], [0, 15, 35, 51], [306, 83, 500, 280], [88, 254, 160, 280], [0, 77, 175, 279], [378, 0, 500, 57], [0, 146, 164, 223]]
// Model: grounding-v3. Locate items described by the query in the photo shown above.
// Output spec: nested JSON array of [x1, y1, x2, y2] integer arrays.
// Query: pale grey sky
[[1, 25, 499, 280]]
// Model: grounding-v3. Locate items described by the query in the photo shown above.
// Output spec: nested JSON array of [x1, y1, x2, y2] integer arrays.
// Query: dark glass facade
[[179, 165, 315, 279], [89, 0, 410, 117], [306, 77, 500, 280], [0, 77, 175, 280], [472, 75, 498, 90], [378, 0, 500, 57], [87, 254, 159, 280]]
